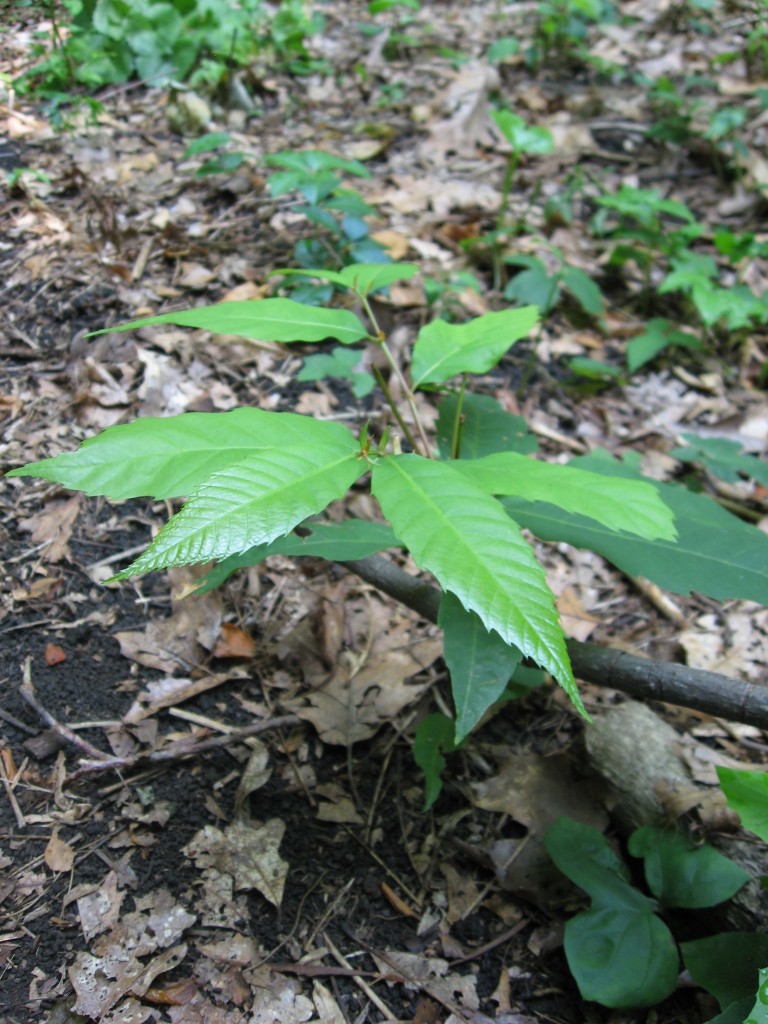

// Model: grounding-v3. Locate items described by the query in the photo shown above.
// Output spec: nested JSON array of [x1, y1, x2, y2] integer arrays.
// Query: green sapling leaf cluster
[[8, 260, 690, 752]]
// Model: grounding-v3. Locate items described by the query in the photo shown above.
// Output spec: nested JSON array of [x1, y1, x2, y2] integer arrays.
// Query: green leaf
[[627, 318, 702, 373], [682, 934, 768, 1011], [564, 907, 678, 1009], [717, 767, 768, 843], [492, 109, 554, 154], [275, 263, 419, 296], [560, 266, 606, 318], [545, 818, 678, 1009], [743, 966, 768, 1024], [195, 521, 400, 592], [672, 434, 768, 488], [504, 264, 560, 313], [413, 713, 458, 810], [502, 451, 768, 604], [182, 131, 232, 157], [569, 356, 624, 381], [266, 169, 340, 201], [88, 299, 368, 345], [411, 307, 538, 389], [110, 441, 366, 579], [371, 455, 584, 713], [544, 818, 652, 908], [263, 149, 371, 178], [628, 826, 749, 909], [453, 453, 677, 541], [436, 394, 536, 460], [7, 410, 356, 500], [297, 347, 376, 396], [439, 592, 522, 743]]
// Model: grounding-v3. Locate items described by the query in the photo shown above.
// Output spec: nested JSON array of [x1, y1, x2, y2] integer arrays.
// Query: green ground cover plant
[[265, 151, 391, 296], [16, 0, 321, 99], [544, 817, 757, 1011]]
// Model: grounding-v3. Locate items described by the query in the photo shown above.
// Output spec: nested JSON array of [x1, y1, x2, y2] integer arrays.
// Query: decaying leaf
[[18, 493, 82, 563], [44, 828, 75, 873], [184, 819, 289, 908]]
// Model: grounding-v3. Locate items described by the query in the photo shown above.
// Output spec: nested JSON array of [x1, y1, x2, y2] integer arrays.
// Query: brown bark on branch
[[342, 555, 768, 730]]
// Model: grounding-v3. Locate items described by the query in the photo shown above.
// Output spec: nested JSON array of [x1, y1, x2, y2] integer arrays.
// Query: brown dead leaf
[[18, 493, 82, 563], [115, 577, 223, 673], [555, 586, 599, 642], [124, 670, 246, 723], [470, 754, 608, 835], [681, 607, 768, 681], [213, 622, 257, 659], [422, 61, 500, 161], [371, 229, 411, 260], [287, 629, 440, 744], [372, 951, 479, 1012], [234, 740, 272, 818], [44, 828, 75, 873], [184, 819, 289, 908], [76, 871, 124, 941]]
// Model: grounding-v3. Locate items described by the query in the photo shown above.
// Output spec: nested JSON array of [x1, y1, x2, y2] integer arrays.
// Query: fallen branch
[[342, 555, 768, 729], [66, 714, 301, 781]]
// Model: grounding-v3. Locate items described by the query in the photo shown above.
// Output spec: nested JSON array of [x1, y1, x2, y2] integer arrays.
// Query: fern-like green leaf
[[371, 455, 584, 713], [453, 453, 676, 541], [110, 442, 366, 580], [7, 410, 356, 500]]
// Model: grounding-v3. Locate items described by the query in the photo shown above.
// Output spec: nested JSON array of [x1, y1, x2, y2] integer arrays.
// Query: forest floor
[[2, 1, 768, 1022]]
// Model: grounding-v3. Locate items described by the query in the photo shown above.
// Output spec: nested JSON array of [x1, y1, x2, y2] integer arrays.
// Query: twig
[[0, 751, 27, 829], [322, 931, 398, 1022], [340, 555, 768, 729], [67, 714, 302, 781], [19, 657, 110, 760], [343, 925, 471, 1022]]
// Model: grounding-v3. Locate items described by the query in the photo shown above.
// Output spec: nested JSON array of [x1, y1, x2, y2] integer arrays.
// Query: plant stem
[[362, 295, 432, 457], [450, 376, 467, 459], [372, 366, 418, 452], [493, 150, 520, 291], [340, 554, 768, 729]]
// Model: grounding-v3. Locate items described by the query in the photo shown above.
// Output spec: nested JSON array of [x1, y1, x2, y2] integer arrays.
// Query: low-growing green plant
[[623, 316, 702, 374], [526, 0, 611, 70], [503, 246, 605, 325], [422, 270, 485, 321], [591, 185, 703, 303], [479, 109, 554, 288], [544, 817, 750, 1009], [8, 262, 768, 768], [265, 151, 391, 301], [17, 0, 321, 98], [660, 249, 768, 341], [671, 432, 768, 489]]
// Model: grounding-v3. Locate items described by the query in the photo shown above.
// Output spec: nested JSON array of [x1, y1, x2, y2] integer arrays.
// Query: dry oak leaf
[[287, 627, 441, 745], [184, 819, 289, 908], [18, 493, 82, 563]]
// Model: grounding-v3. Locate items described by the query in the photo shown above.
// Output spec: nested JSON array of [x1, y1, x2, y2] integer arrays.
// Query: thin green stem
[[493, 151, 520, 292], [372, 366, 418, 452], [496, 151, 520, 235], [361, 294, 432, 457], [450, 376, 467, 460]]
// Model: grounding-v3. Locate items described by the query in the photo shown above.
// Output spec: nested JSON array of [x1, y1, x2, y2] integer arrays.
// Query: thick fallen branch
[[342, 555, 768, 730]]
